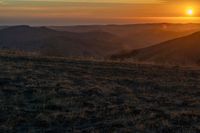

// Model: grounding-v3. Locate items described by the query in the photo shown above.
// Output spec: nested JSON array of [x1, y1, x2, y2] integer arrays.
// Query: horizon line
[[1, 22, 200, 27]]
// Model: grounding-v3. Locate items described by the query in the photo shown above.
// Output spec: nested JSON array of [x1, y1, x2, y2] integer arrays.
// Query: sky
[[0, 0, 200, 25]]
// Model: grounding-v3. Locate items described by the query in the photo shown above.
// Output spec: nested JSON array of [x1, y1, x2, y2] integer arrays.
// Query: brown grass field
[[0, 53, 200, 133]]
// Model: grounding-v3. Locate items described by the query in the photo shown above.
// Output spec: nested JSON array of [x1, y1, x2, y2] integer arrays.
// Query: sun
[[186, 9, 194, 16]]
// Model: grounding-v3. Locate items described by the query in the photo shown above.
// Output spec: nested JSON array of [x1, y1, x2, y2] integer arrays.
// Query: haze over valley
[[1, 23, 200, 64]]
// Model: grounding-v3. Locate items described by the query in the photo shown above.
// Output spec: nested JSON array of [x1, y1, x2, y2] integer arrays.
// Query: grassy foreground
[[0, 54, 200, 133]]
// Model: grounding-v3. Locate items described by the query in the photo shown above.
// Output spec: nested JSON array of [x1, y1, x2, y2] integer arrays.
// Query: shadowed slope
[[50, 23, 200, 50], [0, 26, 123, 57], [111, 31, 200, 65], [0, 52, 200, 132]]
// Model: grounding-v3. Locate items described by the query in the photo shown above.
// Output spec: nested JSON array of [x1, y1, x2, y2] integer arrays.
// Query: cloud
[[2, 0, 200, 5], [163, 0, 200, 3], [3, 0, 164, 4]]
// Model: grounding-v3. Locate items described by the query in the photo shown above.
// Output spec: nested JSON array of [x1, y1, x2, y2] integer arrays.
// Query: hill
[[0, 25, 123, 57], [0, 26, 7, 30], [1, 24, 200, 58], [0, 52, 200, 132], [50, 23, 200, 50], [111, 31, 200, 65]]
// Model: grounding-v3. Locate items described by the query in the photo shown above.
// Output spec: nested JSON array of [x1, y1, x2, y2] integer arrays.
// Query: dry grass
[[0, 53, 200, 133]]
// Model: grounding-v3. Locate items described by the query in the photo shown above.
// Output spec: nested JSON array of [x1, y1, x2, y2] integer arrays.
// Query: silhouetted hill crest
[[0, 26, 123, 57], [111, 31, 200, 65]]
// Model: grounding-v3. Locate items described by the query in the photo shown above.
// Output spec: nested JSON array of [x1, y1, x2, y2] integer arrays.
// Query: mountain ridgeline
[[0, 25, 123, 57], [50, 23, 200, 50], [112, 31, 200, 65], [1, 24, 200, 65]]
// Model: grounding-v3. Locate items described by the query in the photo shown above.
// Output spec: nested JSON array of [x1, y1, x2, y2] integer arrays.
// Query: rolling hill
[[50, 23, 200, 50], [0, 26, 6, 30], [1, 24, 200, 59], [0, 25, 123, 57], [111, 31, 200, 65]]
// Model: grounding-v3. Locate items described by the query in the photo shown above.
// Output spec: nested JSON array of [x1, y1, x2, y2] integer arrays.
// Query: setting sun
[[186, 9, 194, 16]]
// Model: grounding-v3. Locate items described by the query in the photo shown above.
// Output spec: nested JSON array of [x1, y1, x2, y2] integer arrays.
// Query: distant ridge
[[1, 24, 200, 59], [50, 23, 200, 50], [0, 25, 123, 57], [111, 31, 200, 65]]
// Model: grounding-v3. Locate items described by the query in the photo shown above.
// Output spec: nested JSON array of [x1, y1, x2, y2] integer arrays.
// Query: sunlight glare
[[186, 9, 194, 16]]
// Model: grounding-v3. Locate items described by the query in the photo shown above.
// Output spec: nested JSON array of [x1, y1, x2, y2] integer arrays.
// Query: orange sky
[[0, 0, 200, 25]]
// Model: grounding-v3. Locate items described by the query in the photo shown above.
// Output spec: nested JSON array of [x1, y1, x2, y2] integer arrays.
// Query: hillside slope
[[0, 26, 123, 57], [0, 53, 200, 132], [112, 31, 200, 65], [50, 23, 200, 50]]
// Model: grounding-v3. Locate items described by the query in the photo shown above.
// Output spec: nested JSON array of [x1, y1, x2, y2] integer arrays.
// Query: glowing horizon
[[0, 0, 199, 25]]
